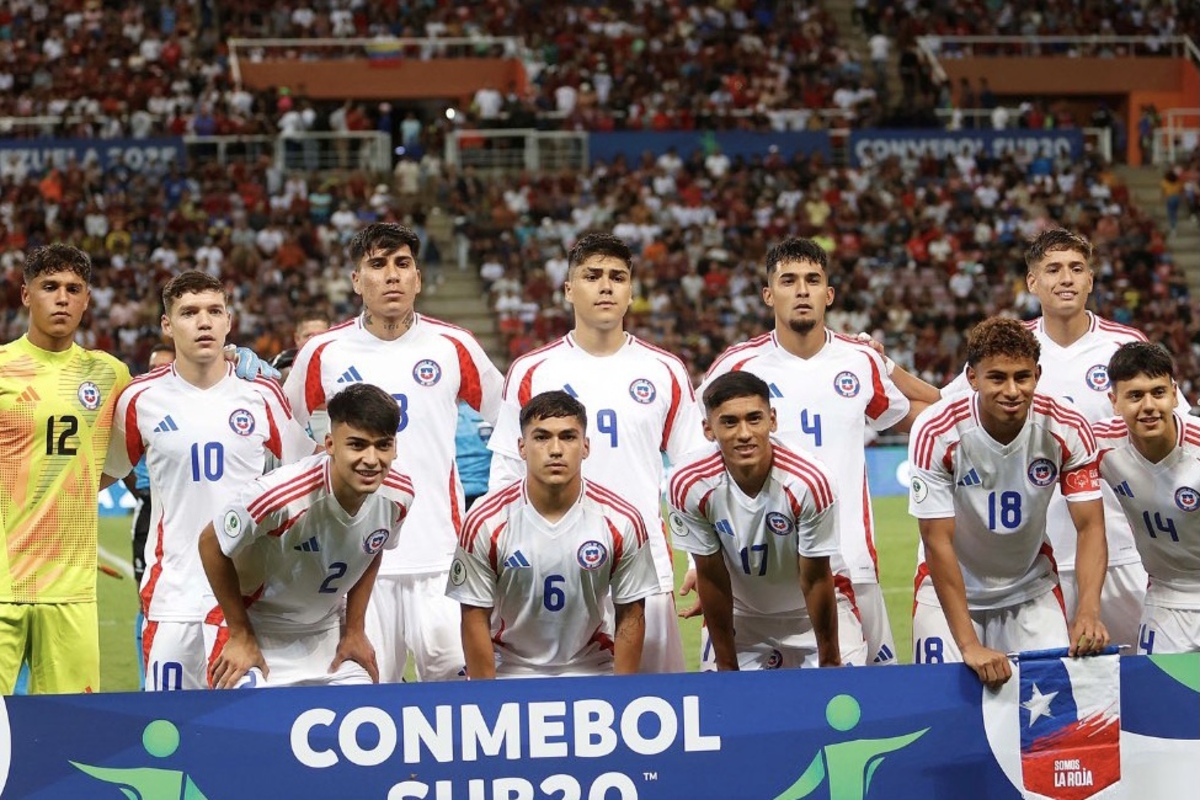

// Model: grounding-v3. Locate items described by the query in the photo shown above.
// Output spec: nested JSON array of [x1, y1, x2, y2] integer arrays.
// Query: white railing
[[1152, 109, 1200, 165], [445, 129, 588, 173], [184, 131, 392, 173], [228, 36, 525, 87]]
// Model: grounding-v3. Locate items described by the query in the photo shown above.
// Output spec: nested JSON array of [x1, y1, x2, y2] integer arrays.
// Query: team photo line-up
[[3, 221, 1195, 695]]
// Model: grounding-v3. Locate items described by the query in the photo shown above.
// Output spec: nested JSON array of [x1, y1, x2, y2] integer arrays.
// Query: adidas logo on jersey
[[17, 386, 40, 403], [956, 468, 982, 487], [768, 383, 784, 399], [715, 519, 735, 537], [292, 536, 321, 553], [153, 416, 179, 433], [1114, 481, 1135, 498], [337, 366, 364, 384], [503, 550, 531, 569]]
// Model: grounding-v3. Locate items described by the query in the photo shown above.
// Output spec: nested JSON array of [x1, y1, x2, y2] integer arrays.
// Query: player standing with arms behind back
[[698, 237, 913, 665], [487, 233, 705, 672], [669, 372, 844, 670], [105, 271, 315, 691], [909, 317, 1109, 687], [285, 223, 503, 682], [0, 244, 131, 694], [451, 391, 659, 678], [1094, 343, 1200, 654]]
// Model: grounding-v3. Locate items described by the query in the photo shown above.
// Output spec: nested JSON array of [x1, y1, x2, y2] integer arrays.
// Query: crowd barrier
[[2, 654, 1195, 798]]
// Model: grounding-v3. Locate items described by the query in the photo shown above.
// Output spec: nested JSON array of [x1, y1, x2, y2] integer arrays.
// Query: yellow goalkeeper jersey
[[0, 336, 130, 603]]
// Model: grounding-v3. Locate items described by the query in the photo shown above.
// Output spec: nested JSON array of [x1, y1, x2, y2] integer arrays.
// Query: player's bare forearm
[[198, 524, 254, 637], [920, 518, 1011, 686], [1067, 498, 1110, 656], [694, 553, 737, 670], [460, 604, 497, 679], [343, 553, 382, 635], [613, 599, 646, 675], [211, 628, 267, 688], [798, 556, 841, 667], [891, 366, 942, 407]]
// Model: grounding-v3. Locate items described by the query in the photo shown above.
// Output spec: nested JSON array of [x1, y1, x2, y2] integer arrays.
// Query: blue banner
[[848, 129, 1084, 166], [98, 482, 137, 516], [865, 445, 909, 497], [590, 131, 832, 164], [2, 656, 1195, 798], [0, 137, 185, 173]]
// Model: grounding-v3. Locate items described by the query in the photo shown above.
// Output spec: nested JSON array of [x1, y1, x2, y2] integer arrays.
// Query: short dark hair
[[764, 237, 829, 280], [150, 343, 176, 357], [702, 371, 771, 415], [24, 243, 92, 284], [327, 383, 401, 437], [966, 317, 1041, 367], [161, 270, 226, 314], [1108, 341, 1175, 386], [519, 390, 587, 433], [296, 308, 330, 327], [347, 223, 421, 267], [567, 232, 633, 276], [1024, 228, 1093, 271], [270, 348, 298, 372]]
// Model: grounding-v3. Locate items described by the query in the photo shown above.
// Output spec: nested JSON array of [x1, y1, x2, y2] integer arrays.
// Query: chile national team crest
[[629, 378, 656, 404], [77, 381, 101, 411], [833, 371, 861, 398], [363, 528, 391, 554], [1085, 364, 1110, 391], [228, 409, 256, 436], [765, 511, 794, 535], [1027, 458, 1058, 487], [1175, 487, 1200, 512], [412, 359, 442, 386], [577, 540, 609, 571]]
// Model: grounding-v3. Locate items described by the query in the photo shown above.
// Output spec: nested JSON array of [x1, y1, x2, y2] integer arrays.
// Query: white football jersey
[[667, 441, 841, 618], [908, 393, 1101, 610], [1095, 414, 1200, 610], [447, 479, 660, 675], [106, 364, 315, 622], [215, 454, 415, 632], [700, 329, 909, 583], [943, 313, 1181, 571], [487, 333, 707, 591], [284, 313, 503, 574]]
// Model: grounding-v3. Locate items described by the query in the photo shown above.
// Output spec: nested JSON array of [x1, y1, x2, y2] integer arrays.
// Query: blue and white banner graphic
[[0, 137, 185, 173], [589, 131, 832, 164], [98, 482, 137, 516], [1, 657, 1196, 799], [865, 445, 908, 497], [848, 129, 1084, 167]]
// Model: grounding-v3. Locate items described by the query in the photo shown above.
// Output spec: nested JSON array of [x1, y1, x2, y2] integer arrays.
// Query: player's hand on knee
[[962, 642, 1012, 689], [331, 630, 380, 683], [211, 631, 268, 689], [678, 569, 702, 618], [1068, 613, 1111, 657]]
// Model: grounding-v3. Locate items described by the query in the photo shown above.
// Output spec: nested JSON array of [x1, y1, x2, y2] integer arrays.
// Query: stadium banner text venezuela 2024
[[0, 657, 1195, 799]]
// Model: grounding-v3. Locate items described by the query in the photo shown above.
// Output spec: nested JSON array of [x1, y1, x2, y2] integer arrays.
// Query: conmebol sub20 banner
[[847, 129, 1084, 167], [0, 656, 1195, 799], [0, 137, 185, 173]]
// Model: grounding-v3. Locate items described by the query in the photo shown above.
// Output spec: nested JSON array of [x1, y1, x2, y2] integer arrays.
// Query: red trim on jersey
[[660, 369, 683, 452], [912, 562, 930, 616], [1037, 543, 1068, 618], [502, 338, 567, 397], [833, 574, 862, 622], [419, 313, 478, 337], [588, 625, 615, 654], [492, 617, 508, 646], [1092, 419, 1127, 439], [449, 466, 464, 535], [246, 466, 324, 521], [586, 482, 650, 545], [668, 451, 725, 510], [461, 483, 521, 551], [698, 487, 717, 519], [139, 517, 166, 617], [773, 447, 835, 511], [607, 518, 626, 568], [1032, 396, 1096, 450], [1023, 318, 1039, 331], [488, 521, 507, 573], [304, 341, 333, 416], [861, 475, 878, 576], [1094, 316, 1149, 342], [942, 440, 959, 474], [704, 333, 772, 380], [782, 484, 803, 519], [863, 352, 889, 421], [141, 619, 158, 673], [252, 375, 289, 409], [444, 334, 483, 412], [262, 402, 283, 459], [382, 472, 415, 494], [1060, 460, 1100, 496], [266, 508, 310, 538], [516, 359, 548, 407], [123, 385, 153, 465], [913, 397, 972, 470]]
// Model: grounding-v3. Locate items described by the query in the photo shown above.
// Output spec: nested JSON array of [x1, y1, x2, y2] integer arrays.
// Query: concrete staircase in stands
[[823, 0, 904, 109], [1115, 164, 1200, 296]]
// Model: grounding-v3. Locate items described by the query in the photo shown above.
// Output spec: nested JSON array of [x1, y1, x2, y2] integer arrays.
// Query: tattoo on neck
[[365, 309, 415, 333]]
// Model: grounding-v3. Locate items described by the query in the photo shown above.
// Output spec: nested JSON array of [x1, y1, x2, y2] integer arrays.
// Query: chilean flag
[[1018, 648, 1121, 799]]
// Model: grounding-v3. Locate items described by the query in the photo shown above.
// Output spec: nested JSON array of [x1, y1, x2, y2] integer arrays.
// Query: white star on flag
[[1021, 683, 1058, 726]]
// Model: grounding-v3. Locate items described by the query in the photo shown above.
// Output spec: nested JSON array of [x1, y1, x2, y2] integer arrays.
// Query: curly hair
[[965, 317, 1041, 367]]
